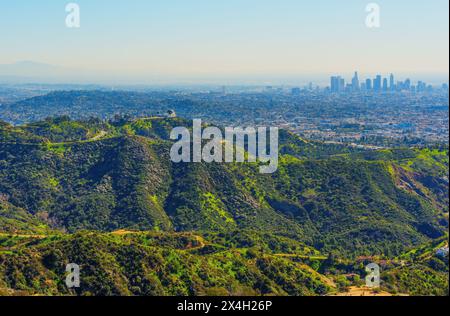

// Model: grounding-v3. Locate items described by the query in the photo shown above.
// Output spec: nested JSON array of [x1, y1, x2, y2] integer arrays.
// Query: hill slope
[[0, 116, 448, 295]]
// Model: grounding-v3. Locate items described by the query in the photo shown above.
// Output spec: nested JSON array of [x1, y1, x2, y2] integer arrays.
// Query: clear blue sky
[[0, 0, 448, 83]]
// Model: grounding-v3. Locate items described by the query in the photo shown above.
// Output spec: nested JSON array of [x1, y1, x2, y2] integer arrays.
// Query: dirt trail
[[330, 286, 407, 296], [274, 253, 327, 260], [0, 232, 46, 239], [90, 130, 107, 141]]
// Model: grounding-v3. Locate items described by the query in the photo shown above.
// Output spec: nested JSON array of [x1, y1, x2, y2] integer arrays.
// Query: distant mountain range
[[0, 61, 77, 83], [0, 61, 126, 84]]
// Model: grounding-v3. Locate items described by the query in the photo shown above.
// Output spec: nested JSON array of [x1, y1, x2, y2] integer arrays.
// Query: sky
[[0, 0, 448, 84]]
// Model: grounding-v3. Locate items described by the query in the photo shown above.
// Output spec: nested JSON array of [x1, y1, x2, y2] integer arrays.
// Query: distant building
[[352, 72, 360, 92], [417, 81, 427, 93], [366, 78, 372, 91], [330, 76, 338, 93], [339, 78, 345, 92], [373, 75, 382, 92], [389, 74, 395, 91], [166, 109, 177, 118], [404, 78, 411, 90], [330, 76, 346, 93], [382, 78, 388, 92]]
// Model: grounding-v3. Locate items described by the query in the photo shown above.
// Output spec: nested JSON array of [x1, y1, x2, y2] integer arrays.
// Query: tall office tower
[[405, 78, 411, 90], [352, 71, 360, 92], [339, 78, 345, 92], [382, 78, 388, 92], [331, 76, 339, 93], [366, 78, 372, 91], [389, 73, 395, 91], [417, 81, 426, 93], [374, 75, 382, 92]]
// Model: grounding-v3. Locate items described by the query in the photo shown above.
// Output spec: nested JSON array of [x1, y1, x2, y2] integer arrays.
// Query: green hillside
[[0, 116, 448, 296]]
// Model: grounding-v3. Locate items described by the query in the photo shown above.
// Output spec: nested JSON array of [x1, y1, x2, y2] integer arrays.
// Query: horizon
[[0, 60, 448, 86]]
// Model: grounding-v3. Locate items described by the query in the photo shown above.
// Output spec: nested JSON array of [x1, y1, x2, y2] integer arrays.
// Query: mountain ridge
[[0, 116, 448, 296]]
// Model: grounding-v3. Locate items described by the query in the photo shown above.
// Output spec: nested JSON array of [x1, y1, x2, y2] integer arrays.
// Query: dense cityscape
[[1, 73, 448, 148], [328, 72, 447, 94]]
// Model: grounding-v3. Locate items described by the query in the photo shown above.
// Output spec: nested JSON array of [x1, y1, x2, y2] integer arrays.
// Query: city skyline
[[328, 71, 447, 93]]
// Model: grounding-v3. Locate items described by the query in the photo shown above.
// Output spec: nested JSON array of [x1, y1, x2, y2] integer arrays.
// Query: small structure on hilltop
[[166, 109, 177, 118], [436, 246, 449, 258]]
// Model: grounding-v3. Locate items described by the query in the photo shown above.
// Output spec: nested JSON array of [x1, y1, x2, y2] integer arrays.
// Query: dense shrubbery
[[0, 117, 448, 296], [0, 232, 333, 296]]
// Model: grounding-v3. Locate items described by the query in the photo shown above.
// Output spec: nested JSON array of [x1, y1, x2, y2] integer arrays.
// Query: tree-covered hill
[[0, 230, 334, 296], [0, 116, 448, 296]]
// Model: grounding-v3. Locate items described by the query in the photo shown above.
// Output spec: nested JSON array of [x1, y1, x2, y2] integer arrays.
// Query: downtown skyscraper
[[331, 76, 345, 93], [373, 75, 382, 93], [390, 74, 395, 91], [352, 72, 360, 92]]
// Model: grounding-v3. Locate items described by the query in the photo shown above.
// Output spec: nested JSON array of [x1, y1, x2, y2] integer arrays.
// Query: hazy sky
[[0, 0, 448, 83]]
